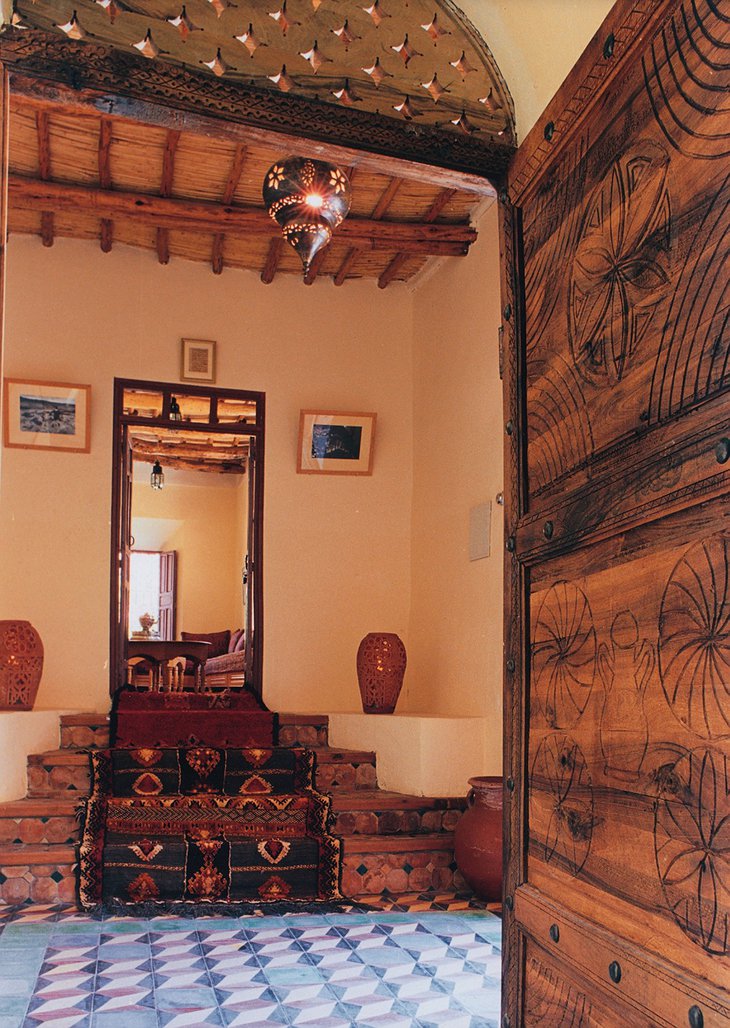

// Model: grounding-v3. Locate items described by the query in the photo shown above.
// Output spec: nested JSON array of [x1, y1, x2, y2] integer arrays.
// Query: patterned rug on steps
[[111, 689, 277, 748], [80, 699, 342, 910]]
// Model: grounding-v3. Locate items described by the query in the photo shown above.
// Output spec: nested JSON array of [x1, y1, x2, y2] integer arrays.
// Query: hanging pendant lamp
[[263, 157, 352, 272], [150, 460, 165, 489]]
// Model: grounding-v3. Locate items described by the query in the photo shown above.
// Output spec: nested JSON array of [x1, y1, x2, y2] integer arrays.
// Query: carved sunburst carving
[[569, 142, 671, 385]]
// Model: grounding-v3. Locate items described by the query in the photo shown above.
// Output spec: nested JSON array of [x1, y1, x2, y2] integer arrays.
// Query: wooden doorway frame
[[110, 377, 265, 701]]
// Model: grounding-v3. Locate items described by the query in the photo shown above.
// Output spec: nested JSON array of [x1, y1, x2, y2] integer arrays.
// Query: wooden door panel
[[520, 895, 730, 1026], [518, 404, 730, 556], [526, 497, 730, 992], [522, 0, 730, 503], [523, 940, 622, 1027], [505, 2, 730, 1024]]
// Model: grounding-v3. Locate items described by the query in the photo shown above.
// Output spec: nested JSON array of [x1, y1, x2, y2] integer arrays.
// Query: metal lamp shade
[[263, 157, 352, 272]]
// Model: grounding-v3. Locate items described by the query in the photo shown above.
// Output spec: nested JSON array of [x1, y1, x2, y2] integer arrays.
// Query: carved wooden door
[[501, 1, 730, 1024]]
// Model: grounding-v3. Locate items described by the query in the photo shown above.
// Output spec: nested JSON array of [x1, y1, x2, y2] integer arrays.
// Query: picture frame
[[297, 409, 376, 475], [3, 378, 91, 454], [181, 338, 216, 383]]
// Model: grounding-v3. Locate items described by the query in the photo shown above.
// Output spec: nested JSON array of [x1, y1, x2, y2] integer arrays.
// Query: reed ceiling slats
[[7, 93, 487, 285]]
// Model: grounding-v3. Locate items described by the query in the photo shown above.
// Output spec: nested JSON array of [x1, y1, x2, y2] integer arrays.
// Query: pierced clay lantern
[[263, 157, 352, 272], [0, 620, 44, 710], [356, 633, 407, 714]]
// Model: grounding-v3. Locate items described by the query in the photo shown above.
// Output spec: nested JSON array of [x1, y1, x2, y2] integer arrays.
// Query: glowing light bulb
[[305, 192, 324, 208]]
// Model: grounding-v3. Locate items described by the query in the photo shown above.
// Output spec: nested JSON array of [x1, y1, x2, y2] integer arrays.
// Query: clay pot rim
[[467, 775, 503, 788]]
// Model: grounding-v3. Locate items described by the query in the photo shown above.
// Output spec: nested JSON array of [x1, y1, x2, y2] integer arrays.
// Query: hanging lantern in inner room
[[262, 157, 352, 272], [169, 395, 183, 421], [150, 460, 165, 489]]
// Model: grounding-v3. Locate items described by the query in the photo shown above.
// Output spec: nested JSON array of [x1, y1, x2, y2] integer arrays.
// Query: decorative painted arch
[[10, 0, 516, 144]]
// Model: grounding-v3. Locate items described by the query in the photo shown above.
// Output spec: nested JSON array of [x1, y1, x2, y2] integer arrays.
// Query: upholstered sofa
[[180, 628, 247, 688]]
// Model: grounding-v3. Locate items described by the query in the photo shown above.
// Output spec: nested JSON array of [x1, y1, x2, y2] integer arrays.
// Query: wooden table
[[126, 639, 211, 691]]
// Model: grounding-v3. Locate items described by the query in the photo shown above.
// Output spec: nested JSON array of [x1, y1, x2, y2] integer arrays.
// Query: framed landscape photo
[[298, 410, 376, 475], [3, 379, 91, 453], [181, 338, 216, 383]]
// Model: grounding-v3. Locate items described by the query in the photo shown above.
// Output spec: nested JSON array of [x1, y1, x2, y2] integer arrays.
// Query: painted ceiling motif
[[11, 0, 515, 143]]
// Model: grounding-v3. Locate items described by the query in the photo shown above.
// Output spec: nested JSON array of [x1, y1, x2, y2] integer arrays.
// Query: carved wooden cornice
[[0, 28, 515, 185]]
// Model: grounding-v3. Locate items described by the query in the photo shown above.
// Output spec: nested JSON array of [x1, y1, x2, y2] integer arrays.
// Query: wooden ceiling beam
[[35, 109, 53, 247], [98, 117, 112, 252], [378, 187, 458, 288], [6, 70, 503, 197], [157, 129, 180, 266], [212, 143, 247, 276], [260, 236, 283, 284], [334, 176, 401, 286], [134, 453, 246, 474], [132, 439, 247, 459], [8, 177, 477, 256], [371, 178, 403, 220]]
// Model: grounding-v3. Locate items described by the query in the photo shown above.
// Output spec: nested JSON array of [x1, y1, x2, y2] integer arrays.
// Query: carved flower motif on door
[[654, 746, 729, 954], [658, 532, 730, 740], [532, 580, 597, 728], [530, 733, 595, 877], [569, 141, 671, 385]]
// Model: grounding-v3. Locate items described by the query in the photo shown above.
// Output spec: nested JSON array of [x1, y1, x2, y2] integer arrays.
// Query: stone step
[[0, 797, 80, 846], [59, 711, 331, 750], [0, 834, 464, 903], [331, 791, 465, 836], [341, 834, 463, 897], [277, 714, 329, 748], [0, 842, 77, 905], [26, 747, 378, 797], [0, 789, 464, 850], [59, 713, 110, 750]]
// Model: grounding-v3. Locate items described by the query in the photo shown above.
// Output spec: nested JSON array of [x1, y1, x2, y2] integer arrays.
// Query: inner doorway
[[110, 377, 265, 700]]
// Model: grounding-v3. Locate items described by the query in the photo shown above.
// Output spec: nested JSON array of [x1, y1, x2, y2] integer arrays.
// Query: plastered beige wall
[[0, 237, 413, 713], [132, 474, 246, 636], [458, 0, 616, 139], [405, 201, 503, 761]]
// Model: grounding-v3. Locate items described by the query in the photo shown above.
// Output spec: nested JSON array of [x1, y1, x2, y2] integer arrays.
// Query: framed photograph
[[181, 338, 216, 383], [298, 410, 376, 475], [3, 378, 91, 453]]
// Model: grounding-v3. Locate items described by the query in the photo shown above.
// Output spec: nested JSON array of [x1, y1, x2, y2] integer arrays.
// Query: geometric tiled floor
[[0, 899, 501, 1027]]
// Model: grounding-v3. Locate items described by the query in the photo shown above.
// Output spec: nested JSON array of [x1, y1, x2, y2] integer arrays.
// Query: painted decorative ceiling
[[11, 0, 515, 143]]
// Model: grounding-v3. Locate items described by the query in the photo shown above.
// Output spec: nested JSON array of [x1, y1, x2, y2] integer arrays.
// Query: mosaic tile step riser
[[59, 723, 330, 751], [0, 854, 468, 905], [0, 805, 462, 849], [26, 760, 379, 798], [0, 815, 78, 846]]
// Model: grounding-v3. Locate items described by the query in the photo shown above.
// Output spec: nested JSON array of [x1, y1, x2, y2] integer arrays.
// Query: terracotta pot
[[454, 775, 503, 901], [356, 633, 407, 714], [0, 620, 44, 710]]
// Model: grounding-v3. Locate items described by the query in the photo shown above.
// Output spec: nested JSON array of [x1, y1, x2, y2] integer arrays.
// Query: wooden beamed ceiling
[[130, 428, 249, 474], [7, 91, 489, 286]]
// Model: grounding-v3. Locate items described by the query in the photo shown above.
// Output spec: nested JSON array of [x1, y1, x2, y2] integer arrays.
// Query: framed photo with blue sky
[[3, 378, 91, 453]]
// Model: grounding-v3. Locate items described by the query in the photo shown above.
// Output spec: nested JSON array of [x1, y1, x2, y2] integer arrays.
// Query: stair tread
[[60, 713, 109, 726], [343, 834, 455, 854], [0, 843, 76, 865], [0, 798, 80, 816], [331, 791, 464, 810]]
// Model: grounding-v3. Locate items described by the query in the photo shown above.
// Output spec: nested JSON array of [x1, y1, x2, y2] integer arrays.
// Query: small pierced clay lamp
[[263, 157, 352, 272]]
